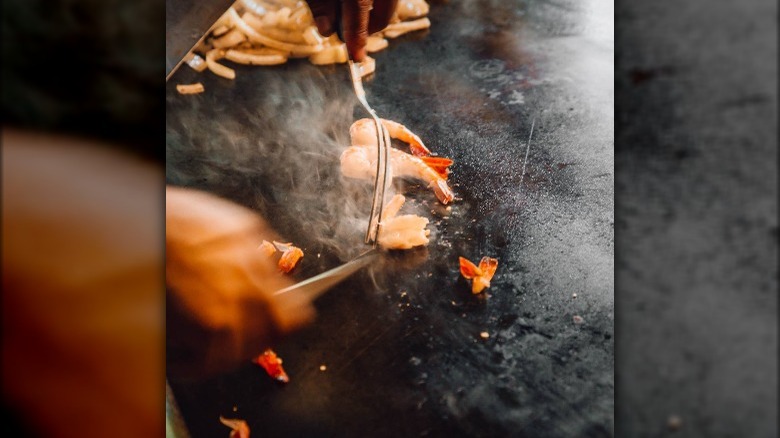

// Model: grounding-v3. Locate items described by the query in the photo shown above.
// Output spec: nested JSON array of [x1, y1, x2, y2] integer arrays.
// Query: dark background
[[2, 0, 778, 436]]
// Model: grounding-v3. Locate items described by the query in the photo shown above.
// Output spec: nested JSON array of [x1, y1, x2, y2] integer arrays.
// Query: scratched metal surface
[[166, 0, 613, 436]]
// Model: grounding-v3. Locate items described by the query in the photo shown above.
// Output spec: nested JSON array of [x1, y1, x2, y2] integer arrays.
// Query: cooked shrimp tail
[[272, 241, 304, 273], [341, 145, 453, 204], [459, 257, 482, 279], [459, 256, 499, 294], [278, 246, 303, 273], [421, 156, 453, 179], [431, 179, 454, 204], [350, 118, 432, 156], [478, 257, 499, 278]]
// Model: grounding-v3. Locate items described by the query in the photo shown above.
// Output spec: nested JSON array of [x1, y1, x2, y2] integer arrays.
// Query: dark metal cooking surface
[[166, 0, 613, 436]]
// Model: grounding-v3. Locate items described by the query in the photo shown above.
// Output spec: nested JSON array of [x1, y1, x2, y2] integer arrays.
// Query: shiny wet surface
[[166, 0, 613, 436]]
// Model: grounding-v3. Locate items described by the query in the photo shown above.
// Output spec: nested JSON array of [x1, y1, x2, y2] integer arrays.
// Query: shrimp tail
[[278, 246, 304, 273], [430, 179, 454, 204], [410, 142, 431, 157], [459, 257, 482, 279], [421, 156, 454, 180]]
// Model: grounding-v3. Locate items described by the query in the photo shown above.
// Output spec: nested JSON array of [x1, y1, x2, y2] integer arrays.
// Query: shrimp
[[350, 118, 431, 157], [459, 256, 499, 294], [253, 349, 289, 383], [377, 194, 430, 249], [272, 241, 303, 273], [259, 240, 303, 273], [340, 145, 454, 204]]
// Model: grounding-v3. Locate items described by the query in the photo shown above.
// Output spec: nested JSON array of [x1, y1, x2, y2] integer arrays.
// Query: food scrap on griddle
[[377, 195, 431, 250], [258, 240, 304, 273], [274, 241, 304, 273], [459, 256, 499, 294], [176, 83, 205, 95], [253, 348, 289, 383], [219, 416, 250, 438]]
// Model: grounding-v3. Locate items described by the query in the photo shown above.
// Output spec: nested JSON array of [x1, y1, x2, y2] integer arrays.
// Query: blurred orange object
[[2, 130, 163, 438]]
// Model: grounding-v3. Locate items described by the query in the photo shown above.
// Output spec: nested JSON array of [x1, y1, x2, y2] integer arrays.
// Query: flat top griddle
[[166, 0, 614, 436]]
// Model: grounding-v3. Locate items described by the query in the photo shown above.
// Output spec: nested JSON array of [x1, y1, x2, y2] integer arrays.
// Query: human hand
[[307, 0, 398, 61], [166, 186, 315, 378]]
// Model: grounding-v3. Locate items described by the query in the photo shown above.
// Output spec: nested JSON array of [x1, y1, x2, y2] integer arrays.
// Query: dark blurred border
[[616, 0, 778, 436], [1, 0, 164, 162]]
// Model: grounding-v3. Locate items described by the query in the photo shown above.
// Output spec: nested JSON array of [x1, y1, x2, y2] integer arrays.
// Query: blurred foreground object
[[166, 186, 315, 379], [1, 130, 163, 437]]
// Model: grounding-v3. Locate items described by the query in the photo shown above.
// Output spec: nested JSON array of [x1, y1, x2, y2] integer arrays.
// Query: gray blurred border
[[616, 0, 778, 436]]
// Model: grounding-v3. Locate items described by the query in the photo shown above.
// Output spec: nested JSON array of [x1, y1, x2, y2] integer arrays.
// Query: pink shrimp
[[377, 194, 430, 249], [340, 145, 454, 204], [350, 118, 431, 157]]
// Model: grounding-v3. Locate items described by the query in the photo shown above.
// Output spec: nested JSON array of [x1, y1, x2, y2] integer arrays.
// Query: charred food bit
[[253, 349, 289, 383], [459, 256, 498, 294]]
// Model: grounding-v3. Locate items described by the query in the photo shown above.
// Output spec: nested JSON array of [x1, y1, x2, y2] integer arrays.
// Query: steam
[[166, 67, 426, 265]]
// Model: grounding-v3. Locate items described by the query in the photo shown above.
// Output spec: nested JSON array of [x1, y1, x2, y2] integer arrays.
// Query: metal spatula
[[273, 249, 378, 300]]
